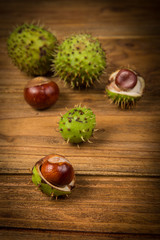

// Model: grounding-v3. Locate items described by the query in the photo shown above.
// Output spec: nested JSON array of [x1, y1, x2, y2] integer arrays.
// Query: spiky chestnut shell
[[106, 69, 145, 109], [53, 34, 106, 88], [32, 154, 75, 198], [59, 106, 96, 144], [7, 23, 57, 75]]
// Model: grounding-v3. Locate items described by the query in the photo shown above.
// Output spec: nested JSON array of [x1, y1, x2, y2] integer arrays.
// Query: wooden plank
[[0, 73, 160, 118], [0, 113, 159, 175], [0, 175, 160, 234], [0, 0, 160, 38], [1, 229, 160, 240], [0, 115, 159, 142], [0, 147, 160, 176]]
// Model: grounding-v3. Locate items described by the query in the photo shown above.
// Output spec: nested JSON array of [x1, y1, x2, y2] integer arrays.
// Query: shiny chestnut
[[115, 69, 137, 90], [41, 154, 75, 186], [32, 154, 75, 198], [24, 77, 59, 110]]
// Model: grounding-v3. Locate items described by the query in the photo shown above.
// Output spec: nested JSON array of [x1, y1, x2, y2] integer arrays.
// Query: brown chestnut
[[24, 77, 59, 110], [40, 154, 75, 187], [115, 69, 137, 90]]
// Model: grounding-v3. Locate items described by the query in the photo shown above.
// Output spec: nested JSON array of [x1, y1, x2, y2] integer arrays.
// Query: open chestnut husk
[[106, 68, 145, 109], [32, 154, 75, 199]]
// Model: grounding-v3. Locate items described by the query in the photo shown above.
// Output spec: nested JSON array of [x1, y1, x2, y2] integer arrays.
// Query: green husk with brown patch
[[7, 23, 57, 75]]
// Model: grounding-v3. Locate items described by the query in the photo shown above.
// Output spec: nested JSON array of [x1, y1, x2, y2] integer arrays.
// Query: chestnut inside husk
[[32, 154, 75, 199], [106, 68, 145, 109]]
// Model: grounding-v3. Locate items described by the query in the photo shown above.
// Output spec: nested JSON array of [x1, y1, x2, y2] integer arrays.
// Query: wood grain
[[0, 175, 160, 234], [0, 0, 160, 38], [1, 229, 160, 240], [0, 114, 159, 176], [0, 0, 160, 239]]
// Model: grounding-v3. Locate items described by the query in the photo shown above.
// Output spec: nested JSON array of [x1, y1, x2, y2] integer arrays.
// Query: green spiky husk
[[106, 89, 140, 109], [7, 23, 57, 75], [32, 166, 71, 197], [59, 106, 96, 144], [53, 34, 106, 88]]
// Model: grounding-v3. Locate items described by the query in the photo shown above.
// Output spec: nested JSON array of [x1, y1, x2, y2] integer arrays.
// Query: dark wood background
[[0, 0, 160, 239]]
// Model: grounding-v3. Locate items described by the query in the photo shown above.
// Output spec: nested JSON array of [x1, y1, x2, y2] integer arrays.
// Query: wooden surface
[[0, 0, 160, 239]]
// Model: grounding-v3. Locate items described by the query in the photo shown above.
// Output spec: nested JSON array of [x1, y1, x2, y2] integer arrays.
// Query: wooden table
[[0, 0, 160, 239]]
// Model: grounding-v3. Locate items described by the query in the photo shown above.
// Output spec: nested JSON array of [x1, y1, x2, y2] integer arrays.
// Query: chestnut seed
[[24, 77, 59, 110], [115, 69, 137, 90], [40, 154, 75, 186]]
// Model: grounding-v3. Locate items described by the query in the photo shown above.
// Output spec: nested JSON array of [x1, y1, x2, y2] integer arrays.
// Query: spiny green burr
[[53, 34, 106, 88], [7, 23, 57, 75], [59, 105, 96, 144]]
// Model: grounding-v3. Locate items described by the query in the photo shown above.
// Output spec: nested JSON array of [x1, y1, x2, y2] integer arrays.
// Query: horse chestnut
[[24, 77, 59, 110], [41, 154, 75, 186], [32, 154, 75, 198], [115, 69, 137, 90]]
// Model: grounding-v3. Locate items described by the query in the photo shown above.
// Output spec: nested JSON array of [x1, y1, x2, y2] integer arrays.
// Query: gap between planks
[[1, 172, 160, 178], [0, 227, 160, 240]]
